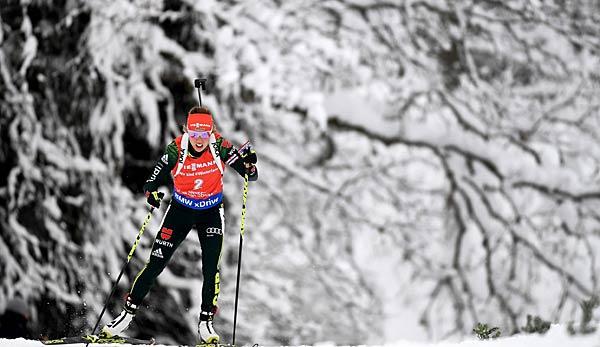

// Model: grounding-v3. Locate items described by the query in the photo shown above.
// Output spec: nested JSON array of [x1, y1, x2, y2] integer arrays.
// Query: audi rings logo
[[206, 227, 222, 236]]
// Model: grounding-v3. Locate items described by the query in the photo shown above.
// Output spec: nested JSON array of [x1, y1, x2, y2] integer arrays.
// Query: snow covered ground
[[1, 325, 599, 347]]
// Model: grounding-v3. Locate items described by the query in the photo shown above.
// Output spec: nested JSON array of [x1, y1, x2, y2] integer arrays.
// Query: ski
[[41, 334, 155, 345]]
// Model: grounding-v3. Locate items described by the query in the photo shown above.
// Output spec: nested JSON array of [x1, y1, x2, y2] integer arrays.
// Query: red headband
[[187, 113, 213, 132]]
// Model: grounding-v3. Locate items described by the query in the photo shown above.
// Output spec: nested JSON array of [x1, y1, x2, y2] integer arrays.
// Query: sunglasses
[[188, 130, 211, 139]]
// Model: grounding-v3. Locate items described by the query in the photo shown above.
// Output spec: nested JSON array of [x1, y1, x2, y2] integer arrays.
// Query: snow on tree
[[1, 0, 600, 345]]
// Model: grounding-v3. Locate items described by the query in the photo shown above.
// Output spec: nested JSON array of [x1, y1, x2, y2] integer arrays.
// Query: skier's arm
[[216, 137, 258, 181], [143, 141, 178, 195]]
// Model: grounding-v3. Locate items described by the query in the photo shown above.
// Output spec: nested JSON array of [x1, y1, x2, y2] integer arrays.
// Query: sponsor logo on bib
[[173, 191, 223, 210]]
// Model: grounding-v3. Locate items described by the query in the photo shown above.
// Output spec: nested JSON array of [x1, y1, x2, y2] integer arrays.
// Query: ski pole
[[232, 173, 249, 346], [87, 206, 156, 347]]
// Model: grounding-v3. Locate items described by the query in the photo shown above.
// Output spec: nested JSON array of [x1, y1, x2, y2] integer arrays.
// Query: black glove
[[145, 191, 165, 208], [246, 163, 258, 181], [239, 142, 257, 164]]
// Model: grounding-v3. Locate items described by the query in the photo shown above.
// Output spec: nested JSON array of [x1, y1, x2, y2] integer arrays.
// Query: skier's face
[[189, 130, 210, 151]]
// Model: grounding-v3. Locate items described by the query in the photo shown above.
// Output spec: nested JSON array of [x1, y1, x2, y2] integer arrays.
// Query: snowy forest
[[1, 0, 600, 346]]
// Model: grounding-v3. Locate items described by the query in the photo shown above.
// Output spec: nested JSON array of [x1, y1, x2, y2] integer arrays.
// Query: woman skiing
[[101, 106, 258, 343]]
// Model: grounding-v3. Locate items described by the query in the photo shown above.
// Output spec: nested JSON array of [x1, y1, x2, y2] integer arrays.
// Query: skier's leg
[[129, 202, 194, 302], [197, 204, 224, 343], [102, 203, 194, 337]]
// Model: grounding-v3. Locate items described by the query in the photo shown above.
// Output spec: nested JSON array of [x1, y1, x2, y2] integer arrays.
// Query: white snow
[[2, 324, 600, 346], [323, 88, 396, 137]]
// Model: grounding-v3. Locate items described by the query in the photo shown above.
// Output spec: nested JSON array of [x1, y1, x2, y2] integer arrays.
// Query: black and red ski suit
[[128, 133, 257, 313]]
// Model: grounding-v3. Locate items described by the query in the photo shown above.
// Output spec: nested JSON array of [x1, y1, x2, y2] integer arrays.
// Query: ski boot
[[100, 298, 138, 338], [198, 310, 219, 343]]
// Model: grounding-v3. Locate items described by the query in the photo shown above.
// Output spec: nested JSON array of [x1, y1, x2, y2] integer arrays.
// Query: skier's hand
[[239, 142, 257, 164], [145, 191, 165, 209], [245, 163, 258, 182]]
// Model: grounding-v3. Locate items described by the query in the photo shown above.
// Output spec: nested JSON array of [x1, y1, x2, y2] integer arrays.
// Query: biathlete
[[101, 106, 258, 343]]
